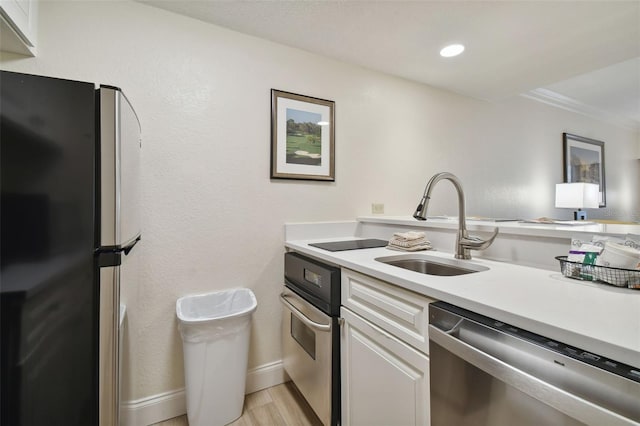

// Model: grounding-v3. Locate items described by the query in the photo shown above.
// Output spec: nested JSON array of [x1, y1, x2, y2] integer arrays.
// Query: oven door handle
[[280, 293, 331, 332], [429, 324, 636, 426]]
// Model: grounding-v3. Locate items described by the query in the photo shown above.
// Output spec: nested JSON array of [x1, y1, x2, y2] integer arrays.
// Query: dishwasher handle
[[429, 324, 637, 426], [280, 293, 331, 332]]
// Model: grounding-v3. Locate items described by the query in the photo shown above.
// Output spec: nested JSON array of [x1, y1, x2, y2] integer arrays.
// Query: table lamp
[[555, 183, 599, 220]]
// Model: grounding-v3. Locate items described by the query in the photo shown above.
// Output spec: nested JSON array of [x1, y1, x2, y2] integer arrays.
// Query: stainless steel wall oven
[[281, 252, 341, 426]]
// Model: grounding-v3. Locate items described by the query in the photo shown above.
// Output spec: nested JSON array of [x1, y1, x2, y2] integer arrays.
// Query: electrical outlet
[[371, 203, 385, 214]]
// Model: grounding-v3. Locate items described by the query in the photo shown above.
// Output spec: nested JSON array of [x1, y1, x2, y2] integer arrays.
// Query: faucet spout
[[414, 173, 456, 220], [413, 172, 498, 259], [413, 195, 429, 220]]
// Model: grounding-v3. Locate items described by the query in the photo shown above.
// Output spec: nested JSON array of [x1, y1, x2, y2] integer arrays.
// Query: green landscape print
[[286, 108, 322, 166]]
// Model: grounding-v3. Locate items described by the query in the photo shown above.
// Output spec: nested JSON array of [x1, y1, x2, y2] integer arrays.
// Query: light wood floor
[[152, 381, 322, 426]]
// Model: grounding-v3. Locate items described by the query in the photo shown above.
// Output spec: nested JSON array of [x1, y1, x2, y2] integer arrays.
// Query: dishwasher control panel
[[431, 301, 640, 383]]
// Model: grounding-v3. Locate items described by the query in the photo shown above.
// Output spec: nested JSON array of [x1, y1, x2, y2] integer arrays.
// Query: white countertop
[[285, 232, 640, 367]]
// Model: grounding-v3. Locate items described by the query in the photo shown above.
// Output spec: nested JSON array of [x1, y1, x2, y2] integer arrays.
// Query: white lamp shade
[[555, 183, 599, 209]]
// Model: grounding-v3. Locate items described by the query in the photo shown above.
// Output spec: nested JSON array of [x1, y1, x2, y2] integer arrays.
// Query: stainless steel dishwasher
[[429, 302, 640, 426]]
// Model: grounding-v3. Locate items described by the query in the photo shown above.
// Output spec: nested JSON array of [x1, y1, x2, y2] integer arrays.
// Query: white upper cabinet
[[0, 0, 38, 56]]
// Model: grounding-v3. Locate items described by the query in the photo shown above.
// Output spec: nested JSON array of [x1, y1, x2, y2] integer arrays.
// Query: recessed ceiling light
[[440, 44, 465, 58]]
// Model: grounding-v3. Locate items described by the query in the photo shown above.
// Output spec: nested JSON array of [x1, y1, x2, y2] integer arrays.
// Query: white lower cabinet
[[340, 268, 433, 426], [341, 306, 430, 426]]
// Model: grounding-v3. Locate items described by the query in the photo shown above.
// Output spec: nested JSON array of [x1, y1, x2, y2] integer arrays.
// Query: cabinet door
[[341, 307, 430, 426]]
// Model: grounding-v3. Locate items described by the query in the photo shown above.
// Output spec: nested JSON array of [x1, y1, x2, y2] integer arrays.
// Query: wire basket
[[555, 256, 640, 289]]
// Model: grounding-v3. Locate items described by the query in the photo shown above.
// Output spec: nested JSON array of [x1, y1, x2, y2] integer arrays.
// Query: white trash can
[[176, 288, 257, 426]]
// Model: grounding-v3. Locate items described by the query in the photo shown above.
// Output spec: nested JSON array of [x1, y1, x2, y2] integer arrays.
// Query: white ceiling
[[142, 0, 640, 128]]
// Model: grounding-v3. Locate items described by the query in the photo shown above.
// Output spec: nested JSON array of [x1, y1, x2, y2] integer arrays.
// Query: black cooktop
[[309, 238, 389, 252]]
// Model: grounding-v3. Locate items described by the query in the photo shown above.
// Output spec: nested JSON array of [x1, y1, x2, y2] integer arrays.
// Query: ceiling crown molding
[[522, 88, 639, 132]]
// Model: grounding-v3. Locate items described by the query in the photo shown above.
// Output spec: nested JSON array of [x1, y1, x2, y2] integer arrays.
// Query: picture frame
[[563, 132, 606, 207], [271, 89, 335, 181]]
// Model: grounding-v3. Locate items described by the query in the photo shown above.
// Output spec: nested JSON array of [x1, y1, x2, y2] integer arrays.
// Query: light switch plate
[[371, 203, 384, 214]]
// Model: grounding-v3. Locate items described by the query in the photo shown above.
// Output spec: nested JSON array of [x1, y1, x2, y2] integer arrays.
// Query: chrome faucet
[[413, 172, 498, 259]]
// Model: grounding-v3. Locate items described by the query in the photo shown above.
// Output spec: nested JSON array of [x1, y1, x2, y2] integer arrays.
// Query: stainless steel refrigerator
[[1, 71, 141, 426]]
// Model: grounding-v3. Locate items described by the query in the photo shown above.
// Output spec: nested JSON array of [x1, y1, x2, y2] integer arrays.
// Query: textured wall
[[1, 0, 637, 401]]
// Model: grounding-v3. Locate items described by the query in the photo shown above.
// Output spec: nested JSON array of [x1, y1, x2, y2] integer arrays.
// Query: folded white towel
[[386, 243, 433, 252], [388, 236, 431, 248], [392, 231, 426, 241]]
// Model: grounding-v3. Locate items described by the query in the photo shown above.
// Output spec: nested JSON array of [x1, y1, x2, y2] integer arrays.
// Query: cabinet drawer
[[341, 269, 433, 354]]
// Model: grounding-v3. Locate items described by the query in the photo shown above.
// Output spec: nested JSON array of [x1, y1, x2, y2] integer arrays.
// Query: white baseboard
[[121, 360, 288, 426], [245, 359, 289, 394], [121, 388, 186, 426]]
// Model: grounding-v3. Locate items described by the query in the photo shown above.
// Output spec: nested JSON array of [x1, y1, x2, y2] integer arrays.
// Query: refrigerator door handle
[[99, 264, 120, 426], [99, 87, 141, 249], [97, 235, 141, 267], [122, 235, 140, 255]]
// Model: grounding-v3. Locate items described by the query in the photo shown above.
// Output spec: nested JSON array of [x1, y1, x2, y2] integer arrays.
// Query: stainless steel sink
[[375, 254, 489, 276]]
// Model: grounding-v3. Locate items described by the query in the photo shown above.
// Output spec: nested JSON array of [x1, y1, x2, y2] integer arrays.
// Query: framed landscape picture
[[271, 89, 335, 181], [563, 132, 606, 207]]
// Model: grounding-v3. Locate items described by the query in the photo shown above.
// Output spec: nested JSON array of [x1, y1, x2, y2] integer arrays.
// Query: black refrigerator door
[[1, 71, 98, 425]]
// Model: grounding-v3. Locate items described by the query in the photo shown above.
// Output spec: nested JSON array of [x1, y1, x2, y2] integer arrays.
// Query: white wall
[[1, 0, 638, 407]]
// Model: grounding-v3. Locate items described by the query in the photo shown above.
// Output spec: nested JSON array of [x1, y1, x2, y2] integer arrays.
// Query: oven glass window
[[303, 269, 322, 287], [291, 314, 316, 359]]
